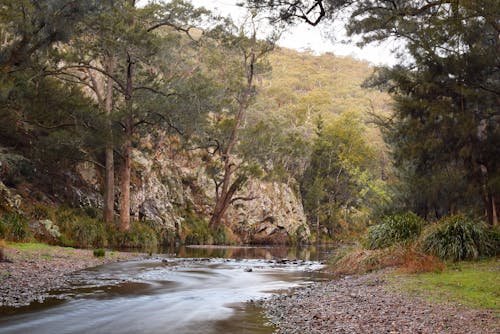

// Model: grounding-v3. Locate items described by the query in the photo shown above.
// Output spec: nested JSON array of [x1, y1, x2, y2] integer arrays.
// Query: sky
[[189, 0, 399, 66]]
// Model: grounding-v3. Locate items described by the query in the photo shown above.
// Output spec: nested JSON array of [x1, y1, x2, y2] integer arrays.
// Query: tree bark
[[119, 55, 134, 231], [209, 88, 251, 229], [119, 127, 132, 231], [103, 56, 116, 224], [491, 195, 498, 226]]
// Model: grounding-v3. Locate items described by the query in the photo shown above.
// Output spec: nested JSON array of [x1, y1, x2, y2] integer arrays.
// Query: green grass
[[390, 259, 499, 311], [6, 242, 73, 251]]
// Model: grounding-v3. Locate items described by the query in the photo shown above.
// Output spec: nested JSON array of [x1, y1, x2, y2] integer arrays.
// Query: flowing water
[[0, 245, 333, 334]]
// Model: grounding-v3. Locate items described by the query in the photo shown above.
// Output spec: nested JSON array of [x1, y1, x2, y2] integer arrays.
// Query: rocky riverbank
[[262, 271, 499, 334], [0, 244, 137, 307]]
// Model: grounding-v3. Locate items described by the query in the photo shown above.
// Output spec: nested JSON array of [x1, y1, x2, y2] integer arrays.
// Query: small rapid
[[0, 246, 332, 334]]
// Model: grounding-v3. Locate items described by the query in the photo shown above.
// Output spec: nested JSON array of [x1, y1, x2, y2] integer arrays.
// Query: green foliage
[[55, 208, 107, 248], [365, 212, 424, 250], [0, 213, 31, 242], [93, 248, 106, 257], [420, 215, 494, 261], [486, 226, 500, 256], [0, 150, 35, 187], [141, 220, 176, 246], [184, 219, 213, 245], [120, 222, 159, 251], [301, 112, 388, 239]]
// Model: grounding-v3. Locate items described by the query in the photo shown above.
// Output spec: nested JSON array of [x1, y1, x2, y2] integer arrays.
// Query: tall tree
[[206, 13, 277, 228], [249, 0, 500, 225], [47, 0, 214, 230]]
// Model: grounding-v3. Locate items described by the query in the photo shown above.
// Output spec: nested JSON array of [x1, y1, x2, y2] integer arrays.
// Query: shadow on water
[[0, 245, 334, 334]]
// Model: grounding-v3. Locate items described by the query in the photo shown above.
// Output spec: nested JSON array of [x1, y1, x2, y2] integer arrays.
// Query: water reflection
[[166, 244, 332, 262], [0, 245, 333, 334]]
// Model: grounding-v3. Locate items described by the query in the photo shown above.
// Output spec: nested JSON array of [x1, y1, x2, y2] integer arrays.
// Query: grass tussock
[[419, 214, 495, 261], [93, 248, 106, 257], [365, 212, 424, 250]]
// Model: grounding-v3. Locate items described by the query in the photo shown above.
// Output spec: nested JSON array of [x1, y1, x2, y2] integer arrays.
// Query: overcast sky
[[189, 0, 398, 66]]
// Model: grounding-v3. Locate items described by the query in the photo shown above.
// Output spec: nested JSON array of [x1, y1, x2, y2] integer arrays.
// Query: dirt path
[[263, 271, 499, 334], [0, 245, 137, 307]]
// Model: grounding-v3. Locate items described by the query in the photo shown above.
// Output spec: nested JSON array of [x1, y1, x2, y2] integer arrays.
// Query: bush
[[121, 222, 158, 251], [0, 213, 31, 241], [365, 212, 424, 249], [93, 248, 106, 257], [55, 208, 107, 248], [419, 214, 494, 261], [141, 220, 176, 246], [486, 226, 500, 256], [182, 213, 213, 245]]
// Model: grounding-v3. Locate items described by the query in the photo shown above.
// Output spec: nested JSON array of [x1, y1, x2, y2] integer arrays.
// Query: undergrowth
[[365, 212, 424, 249], [419, 214, 495, 261]]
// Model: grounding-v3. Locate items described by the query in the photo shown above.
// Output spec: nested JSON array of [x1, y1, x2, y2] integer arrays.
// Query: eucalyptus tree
[[201, 13, 277, 229], [49, 0, 214, 230]]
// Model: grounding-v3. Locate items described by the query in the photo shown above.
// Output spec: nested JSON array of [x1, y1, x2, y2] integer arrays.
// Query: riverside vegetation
[[0, 0, 499, 333]]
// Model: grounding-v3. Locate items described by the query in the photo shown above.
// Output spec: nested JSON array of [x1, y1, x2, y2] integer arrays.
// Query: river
[[0, 245, 333, 334]]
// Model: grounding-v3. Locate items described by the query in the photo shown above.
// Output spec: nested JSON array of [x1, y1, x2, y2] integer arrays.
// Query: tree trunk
[[104, 146, 115, 223], [491, 195, 498, 226], [119, 127, 132, 231], [486, 194, 498, 226], [103, 56, 116, 224], [119, 55, 134, 231], [209, 91, 250, 229]]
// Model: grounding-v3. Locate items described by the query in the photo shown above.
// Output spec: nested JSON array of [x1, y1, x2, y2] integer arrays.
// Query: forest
[[1, 0, 498, 254], [0, 1, 499, 333]]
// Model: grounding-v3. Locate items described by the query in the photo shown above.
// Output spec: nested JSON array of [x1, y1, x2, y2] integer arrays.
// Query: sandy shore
[[262, 271, 499, 334], [0, 245, 138, 307]]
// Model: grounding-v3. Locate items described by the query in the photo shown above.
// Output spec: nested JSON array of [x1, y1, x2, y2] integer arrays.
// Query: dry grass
[[400, 247, 444, 274], [330, 244, 444, 275]]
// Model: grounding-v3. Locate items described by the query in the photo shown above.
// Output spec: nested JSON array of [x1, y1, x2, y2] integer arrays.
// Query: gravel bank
[[0, 246, 137, 307], [263, 271, 499, 334]]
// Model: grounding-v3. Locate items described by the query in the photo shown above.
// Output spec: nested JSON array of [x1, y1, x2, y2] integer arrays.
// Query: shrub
[[121, 222, 158, 251], [93, 248, 106, 257], [141, 220, 176, 246], [182, 213, 212, 245], [71, 217, 108, 248], [0, 213, 31, 241], [54, 208, 107, 248], [419, 214, 494, 261], [365, 212, 424, 249], [30, 204, 52, 220], [486, 226, 500, 256]]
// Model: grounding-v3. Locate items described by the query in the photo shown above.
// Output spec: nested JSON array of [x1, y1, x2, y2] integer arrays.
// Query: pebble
[[0, 247, 135, 308], [263, 271, 499, 334]]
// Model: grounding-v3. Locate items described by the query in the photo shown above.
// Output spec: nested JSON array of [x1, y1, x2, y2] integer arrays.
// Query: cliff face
[[75, 138, 310, 244], [226, 180, 310, 244]]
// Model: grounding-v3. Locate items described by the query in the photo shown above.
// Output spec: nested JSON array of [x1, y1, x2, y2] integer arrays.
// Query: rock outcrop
[[76, 139, 311, 244], [226, 180, 310, 244]]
